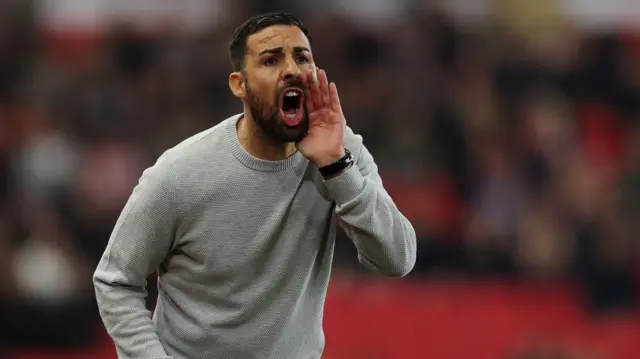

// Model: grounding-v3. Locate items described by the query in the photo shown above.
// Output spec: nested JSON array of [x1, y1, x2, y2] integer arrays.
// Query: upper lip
[[281, 87, 303, 96]]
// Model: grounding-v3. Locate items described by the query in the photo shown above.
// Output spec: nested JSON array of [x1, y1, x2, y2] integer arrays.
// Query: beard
[[245, 78, 309, 143]]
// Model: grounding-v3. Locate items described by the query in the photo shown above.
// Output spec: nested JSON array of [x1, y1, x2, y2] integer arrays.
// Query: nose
[[282, 56, 300, 82]]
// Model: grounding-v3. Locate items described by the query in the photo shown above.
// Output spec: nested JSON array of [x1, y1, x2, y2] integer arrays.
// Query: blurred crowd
[[0, 0, 639, 356]]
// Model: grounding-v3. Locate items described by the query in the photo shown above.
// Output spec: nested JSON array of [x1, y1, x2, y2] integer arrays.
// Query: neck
[[236, 111, 297, 161]]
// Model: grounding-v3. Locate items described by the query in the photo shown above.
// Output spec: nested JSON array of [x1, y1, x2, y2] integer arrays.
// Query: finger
[[329, 82, 342, 114], [307, 67, 322, 109], [303, 70, 320, 113], [301, 71, 316, 113], [318, 69, 331, 107]]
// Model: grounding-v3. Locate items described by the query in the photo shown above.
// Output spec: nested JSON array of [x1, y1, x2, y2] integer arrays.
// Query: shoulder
[[142, 114, 239, 184], [163, 116, 236, 164], [155, 114, 239, 169]]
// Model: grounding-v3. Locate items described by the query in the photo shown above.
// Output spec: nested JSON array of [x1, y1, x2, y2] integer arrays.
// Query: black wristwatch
[[318, 149, 354, 178]]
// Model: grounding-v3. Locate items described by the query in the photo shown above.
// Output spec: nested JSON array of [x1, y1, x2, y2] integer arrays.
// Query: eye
[[296, 56, 309, 64], [264, 57, 277, 66]]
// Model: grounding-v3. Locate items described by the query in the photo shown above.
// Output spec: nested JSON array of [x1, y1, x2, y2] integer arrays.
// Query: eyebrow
[[258, 46, 311, 56]]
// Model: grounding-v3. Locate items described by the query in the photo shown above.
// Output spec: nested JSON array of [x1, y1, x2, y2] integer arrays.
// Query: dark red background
[[5, 278, 639, 359]]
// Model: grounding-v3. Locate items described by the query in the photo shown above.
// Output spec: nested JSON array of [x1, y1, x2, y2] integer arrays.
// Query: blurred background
[[0, 0, 639, 358]]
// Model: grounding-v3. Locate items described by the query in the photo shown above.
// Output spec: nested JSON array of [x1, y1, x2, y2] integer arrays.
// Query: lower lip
[[280, 108, 304, 127]]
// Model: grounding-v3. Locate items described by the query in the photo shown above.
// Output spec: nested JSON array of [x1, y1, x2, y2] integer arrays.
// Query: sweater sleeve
[[323, 134, 417, 277], [93, 158, 177, 359]]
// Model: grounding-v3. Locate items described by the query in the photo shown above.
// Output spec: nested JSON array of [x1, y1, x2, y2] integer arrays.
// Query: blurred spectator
[[0, 0, 639, 357]]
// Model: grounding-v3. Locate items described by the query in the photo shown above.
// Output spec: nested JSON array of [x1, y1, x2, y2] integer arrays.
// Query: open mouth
[[279, 88, 304, 126]]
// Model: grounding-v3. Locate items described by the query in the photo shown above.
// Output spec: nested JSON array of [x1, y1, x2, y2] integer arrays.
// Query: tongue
[[281, 108, 302, 126]]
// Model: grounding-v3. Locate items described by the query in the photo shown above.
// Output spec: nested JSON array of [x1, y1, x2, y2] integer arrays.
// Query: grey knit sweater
[[93, 114, 416, 359]]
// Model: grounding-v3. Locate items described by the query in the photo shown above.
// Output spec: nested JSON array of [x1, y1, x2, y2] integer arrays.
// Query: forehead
[[246, 25, 311, 55]]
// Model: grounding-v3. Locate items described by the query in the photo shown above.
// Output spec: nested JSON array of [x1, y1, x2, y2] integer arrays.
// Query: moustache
[[278, 79, 305, 94]]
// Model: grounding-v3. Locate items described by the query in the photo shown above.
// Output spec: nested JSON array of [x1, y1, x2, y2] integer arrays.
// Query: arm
[[296, 68, 416, 277], [323, 135, 417, 277], [93, 158, 177, 359]]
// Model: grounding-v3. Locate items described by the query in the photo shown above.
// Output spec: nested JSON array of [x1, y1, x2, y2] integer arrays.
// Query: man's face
[[242, 25, 315, 143]]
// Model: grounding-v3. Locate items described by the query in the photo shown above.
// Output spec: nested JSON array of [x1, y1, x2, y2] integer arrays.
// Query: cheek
[[249, 87, 277, 112], [257, 89, 277, 107], [252, 76, 279, 101]]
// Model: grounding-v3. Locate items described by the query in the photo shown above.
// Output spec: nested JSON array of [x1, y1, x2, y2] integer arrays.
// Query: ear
[[229, 72, 245, 99]]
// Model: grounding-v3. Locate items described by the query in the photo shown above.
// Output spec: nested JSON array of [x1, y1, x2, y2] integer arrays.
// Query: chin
[[275, 115, 308, 143], [277, 126, 307, 143]]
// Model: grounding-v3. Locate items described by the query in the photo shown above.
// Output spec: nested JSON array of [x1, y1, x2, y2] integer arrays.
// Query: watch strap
[[318, 149, 354, 178]]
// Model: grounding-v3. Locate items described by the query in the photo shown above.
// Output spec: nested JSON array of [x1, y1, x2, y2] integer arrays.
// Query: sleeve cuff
[[323, 163, 365, 205]]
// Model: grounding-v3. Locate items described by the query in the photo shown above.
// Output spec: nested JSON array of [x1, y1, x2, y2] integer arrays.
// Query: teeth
[[286, 114, 297, 118], [285, 91, 299, 97]]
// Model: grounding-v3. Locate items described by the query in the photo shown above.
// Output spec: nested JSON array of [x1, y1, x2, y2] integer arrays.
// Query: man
[[94, 12, 416, 359]]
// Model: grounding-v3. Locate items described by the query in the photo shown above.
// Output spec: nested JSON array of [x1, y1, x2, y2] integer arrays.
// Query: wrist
[[317, 148, 353, 178], [312, 147, 346, 167]]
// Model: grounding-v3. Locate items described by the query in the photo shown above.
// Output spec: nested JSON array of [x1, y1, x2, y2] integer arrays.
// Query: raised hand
[[296, 68, 346, 167]]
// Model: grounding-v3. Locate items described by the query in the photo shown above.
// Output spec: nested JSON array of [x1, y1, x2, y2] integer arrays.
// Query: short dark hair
[[228, 12, 311, 72]]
